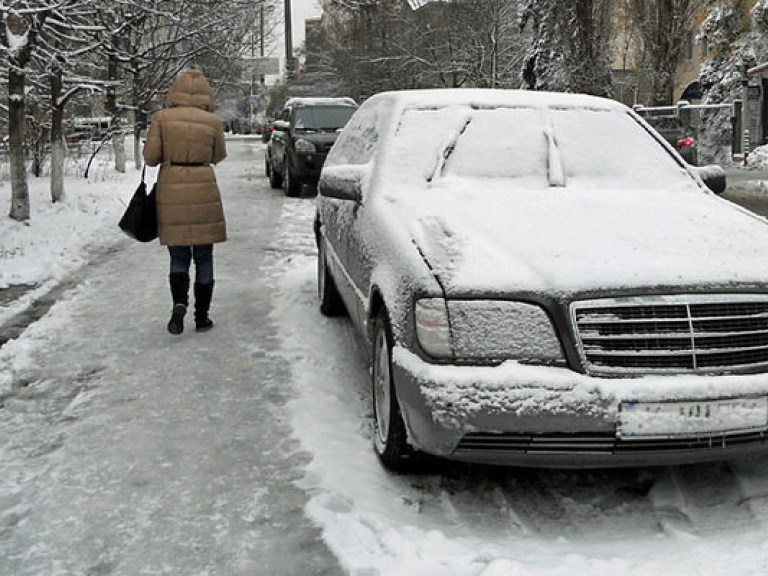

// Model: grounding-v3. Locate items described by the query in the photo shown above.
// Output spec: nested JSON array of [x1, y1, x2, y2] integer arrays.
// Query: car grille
[[455, 431, 768, 455], [571, 295, 768, 375]]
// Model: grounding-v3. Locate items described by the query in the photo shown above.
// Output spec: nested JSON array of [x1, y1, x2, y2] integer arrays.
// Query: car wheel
[[318, 241, 346, 316], [283, 159, 302, 197], [371, 308, 410, 471], [268, 155, 282, 189]]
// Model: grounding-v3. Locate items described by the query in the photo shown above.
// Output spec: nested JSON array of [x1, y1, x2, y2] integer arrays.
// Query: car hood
[[395, 186, 768, 296]]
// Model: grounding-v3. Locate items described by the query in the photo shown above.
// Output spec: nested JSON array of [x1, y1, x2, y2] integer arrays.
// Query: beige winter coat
[[143, 69, 227, 246]]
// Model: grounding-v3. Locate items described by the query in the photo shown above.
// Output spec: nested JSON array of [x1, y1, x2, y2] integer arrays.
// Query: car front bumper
[[291, 151, 327, 185], [392, 347, 768, 468]]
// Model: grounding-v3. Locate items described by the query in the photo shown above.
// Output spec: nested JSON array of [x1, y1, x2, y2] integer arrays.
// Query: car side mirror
[[694, 165, 726, 195], [273, 120, 290, 132], [319, 165, 366, 203]]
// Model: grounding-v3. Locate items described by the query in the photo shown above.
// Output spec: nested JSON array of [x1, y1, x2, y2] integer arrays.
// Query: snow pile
[[747, 144, 768, 170], [0, 158, 135, 289]]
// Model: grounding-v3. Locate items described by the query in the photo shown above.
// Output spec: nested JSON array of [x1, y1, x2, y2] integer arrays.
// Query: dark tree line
[[300, 0, 707, 107]]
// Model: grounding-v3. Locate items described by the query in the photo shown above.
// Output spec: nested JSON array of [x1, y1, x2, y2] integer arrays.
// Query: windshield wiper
[[428, 116, 472, 183], [544, 125, 566, 187]]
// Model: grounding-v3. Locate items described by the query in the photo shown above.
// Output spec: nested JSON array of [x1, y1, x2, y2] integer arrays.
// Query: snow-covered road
[[3, 139, 768, 575]]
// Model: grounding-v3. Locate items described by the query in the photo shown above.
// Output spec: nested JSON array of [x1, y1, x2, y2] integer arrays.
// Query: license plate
[[618, 397, 768, 438]]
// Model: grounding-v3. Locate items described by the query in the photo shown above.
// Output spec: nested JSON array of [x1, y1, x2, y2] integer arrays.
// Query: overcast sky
[[292, 0, 322, 48], [262, 0, 322, 79]]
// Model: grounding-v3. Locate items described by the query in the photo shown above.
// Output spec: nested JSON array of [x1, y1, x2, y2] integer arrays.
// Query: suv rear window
[[294, 106, 356, 132]]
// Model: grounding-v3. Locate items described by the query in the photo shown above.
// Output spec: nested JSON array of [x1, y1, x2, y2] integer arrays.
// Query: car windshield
[[391, 106, 697, 192], [294, 106, 356, 131]]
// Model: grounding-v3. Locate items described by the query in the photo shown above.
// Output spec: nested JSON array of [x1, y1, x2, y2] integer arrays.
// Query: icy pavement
[[0, 141, 342, 575]]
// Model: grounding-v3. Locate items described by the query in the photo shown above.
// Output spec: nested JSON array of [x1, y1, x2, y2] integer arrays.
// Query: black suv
[[265, 97, 358, 196]]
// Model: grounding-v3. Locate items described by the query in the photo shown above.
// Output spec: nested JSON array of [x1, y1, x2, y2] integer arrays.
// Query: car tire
[[264, 154, 270, 177], [268, 155, 282, 189], [318, 241, 346, 317], [283, 159, 302, 197], [371, 308, 411, 472]]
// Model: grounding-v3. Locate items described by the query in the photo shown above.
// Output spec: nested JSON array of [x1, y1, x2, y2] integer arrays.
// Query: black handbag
[[119, 165, 157, 242]]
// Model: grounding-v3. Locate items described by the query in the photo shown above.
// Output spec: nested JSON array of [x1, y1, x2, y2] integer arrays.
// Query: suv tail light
[[676, 138, 694, 148]]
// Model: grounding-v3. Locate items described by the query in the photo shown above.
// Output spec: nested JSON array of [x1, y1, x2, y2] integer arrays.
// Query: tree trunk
[[134, 130, 142, 168], [113, 134, 127, 172], [50, 69, 65, 203], [8, 68, 30, 221], [132, 67, 142, 169], [106, 52, 126, 173]]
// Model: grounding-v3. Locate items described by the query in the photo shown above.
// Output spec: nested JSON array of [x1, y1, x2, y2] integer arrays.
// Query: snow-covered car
[[314, 88, 768, 472]]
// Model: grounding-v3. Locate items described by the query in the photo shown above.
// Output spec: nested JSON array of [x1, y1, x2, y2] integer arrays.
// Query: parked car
[[265, 97, 358, 196], [314, 88, 768, 472], [643, 114, 698, 165]]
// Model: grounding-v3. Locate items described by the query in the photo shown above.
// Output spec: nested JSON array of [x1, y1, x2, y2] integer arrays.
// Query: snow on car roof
[[285, 97, 357, 108], [371, 88, 626, 112]]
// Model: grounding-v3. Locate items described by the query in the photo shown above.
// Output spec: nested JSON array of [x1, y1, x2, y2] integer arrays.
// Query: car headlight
[[415, 298, 453, 358], [415, 298, 565, 364], [295, 138, 316, 153]]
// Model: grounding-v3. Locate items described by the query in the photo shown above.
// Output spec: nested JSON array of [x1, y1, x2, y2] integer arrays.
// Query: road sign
[[242, 57, 280, 77]]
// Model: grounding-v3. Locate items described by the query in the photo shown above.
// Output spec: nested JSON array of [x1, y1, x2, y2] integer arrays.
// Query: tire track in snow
[[649, 463, 762, 538]]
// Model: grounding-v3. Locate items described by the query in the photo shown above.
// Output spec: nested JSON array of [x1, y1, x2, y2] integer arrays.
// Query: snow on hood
[[366, 97, 768, 296], [395, 185, 768, 295]]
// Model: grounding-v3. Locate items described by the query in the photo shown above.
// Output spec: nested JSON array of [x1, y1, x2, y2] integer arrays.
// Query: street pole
[[284, 0, 293, 80], [260, 6, 265, 86], [250, 23, 255, 131]]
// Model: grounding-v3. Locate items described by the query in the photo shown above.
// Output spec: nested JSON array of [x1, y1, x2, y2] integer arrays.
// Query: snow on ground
[[748, 145, 768, 170], [4, 141, 768, 574], [0, 154, 134, 290]]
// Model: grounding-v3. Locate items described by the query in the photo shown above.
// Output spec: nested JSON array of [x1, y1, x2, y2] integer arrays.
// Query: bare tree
[[1, 0, 278, 221], [629, 0, 706, 105], [33, 4, 103, 202], [450, 0, 525, 89], [304, 0, 526, 98], [96, 0, 274, 169], [1, 1, 55, 221]]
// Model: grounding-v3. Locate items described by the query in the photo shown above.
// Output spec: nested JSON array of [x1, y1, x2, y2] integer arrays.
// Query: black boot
[[168, 273, 189, 335], [194, 281, 215, 332]]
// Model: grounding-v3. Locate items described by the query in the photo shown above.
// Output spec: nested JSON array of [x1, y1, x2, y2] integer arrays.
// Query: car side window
[[326, 101, 382, 167]]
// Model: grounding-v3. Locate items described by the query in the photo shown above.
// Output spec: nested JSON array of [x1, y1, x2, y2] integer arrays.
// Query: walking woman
[[143, 68, 227, 335]]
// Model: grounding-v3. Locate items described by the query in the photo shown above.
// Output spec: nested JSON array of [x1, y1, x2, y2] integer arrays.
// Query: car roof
[[284, 97, 358, 108], [367, 88, 627, 112]]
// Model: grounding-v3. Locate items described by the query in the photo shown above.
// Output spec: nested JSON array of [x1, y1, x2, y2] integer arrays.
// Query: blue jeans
[[168, 245, 214, 285]]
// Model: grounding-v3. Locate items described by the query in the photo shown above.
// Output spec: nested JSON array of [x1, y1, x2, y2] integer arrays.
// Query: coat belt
[[169, 162, 208, 167]]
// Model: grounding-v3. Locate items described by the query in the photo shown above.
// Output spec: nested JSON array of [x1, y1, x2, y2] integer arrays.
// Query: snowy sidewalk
[[0, 141, 342, 575]]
